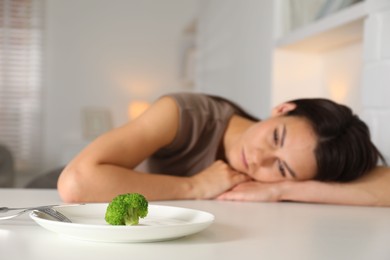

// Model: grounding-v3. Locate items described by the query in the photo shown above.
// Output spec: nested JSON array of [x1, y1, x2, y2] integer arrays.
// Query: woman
[[58, 92, 390, 206]]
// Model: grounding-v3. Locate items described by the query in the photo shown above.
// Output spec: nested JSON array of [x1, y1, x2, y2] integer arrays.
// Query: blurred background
[[1, 0, 389, 187]]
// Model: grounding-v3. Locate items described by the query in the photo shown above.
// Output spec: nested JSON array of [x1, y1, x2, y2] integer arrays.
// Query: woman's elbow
[[57, 164, 87, 203]]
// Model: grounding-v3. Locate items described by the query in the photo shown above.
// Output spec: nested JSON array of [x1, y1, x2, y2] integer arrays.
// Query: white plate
[[30, 204, 214, 243]]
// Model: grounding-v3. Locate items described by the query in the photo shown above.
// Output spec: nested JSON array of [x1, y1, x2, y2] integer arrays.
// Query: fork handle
[[0, 205, 59, 214], [0, 207, 9, 213]]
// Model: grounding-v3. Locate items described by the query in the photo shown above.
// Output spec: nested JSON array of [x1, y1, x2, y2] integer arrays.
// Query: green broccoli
[[105, 193, 148, 225]]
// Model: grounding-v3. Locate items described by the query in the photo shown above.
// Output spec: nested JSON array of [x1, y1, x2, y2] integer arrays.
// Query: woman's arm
[[282, 166, 390, 206], [218, 166, 390, 206], [58, 97, 248, 203]]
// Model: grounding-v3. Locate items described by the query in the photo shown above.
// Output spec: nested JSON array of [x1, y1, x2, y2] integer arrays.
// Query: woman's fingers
[[217, 181, 283, 202], [231, 172, 252, 184], [190, 160, 250, 199]]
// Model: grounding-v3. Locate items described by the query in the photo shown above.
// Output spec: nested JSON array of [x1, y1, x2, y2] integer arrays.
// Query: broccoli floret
[[105, 193, 148, 225]]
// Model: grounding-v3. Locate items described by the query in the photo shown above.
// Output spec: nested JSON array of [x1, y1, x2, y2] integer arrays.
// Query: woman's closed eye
[[273, 126, 287, 178], [278, 160, 286, 177]]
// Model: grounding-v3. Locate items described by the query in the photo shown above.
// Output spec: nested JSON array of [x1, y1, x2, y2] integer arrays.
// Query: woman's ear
[[271, 102, 297, 117]]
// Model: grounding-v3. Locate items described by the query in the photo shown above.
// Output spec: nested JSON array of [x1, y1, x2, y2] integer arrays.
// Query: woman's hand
[[190, 160, 251, 199], [216, 181, 285, 202]]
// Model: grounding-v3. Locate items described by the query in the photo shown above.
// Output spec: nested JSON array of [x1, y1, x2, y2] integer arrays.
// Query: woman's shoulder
[[153, 92, 235, 153]]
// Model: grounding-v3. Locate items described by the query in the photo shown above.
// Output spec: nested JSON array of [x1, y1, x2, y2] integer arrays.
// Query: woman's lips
[[242, 149, 249, 170]]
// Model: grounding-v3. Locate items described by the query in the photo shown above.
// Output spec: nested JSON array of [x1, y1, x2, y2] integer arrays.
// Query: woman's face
[[227, 114, 318, 182]]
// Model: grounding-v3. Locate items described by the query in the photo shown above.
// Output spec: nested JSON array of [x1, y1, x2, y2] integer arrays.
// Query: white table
[[1, 188, 390, 260]]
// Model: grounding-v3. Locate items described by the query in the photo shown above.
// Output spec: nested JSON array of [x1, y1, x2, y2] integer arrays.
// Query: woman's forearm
[[280, 167, 390, 206], [57, 163, 195, 203], [58, 160, 249, 203]]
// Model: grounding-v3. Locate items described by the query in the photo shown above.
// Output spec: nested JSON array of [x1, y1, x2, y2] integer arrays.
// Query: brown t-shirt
[[143, 92, 257, 177]]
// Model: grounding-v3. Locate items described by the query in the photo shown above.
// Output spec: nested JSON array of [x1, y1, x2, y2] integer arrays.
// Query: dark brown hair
[[286, 98, 386, 182]]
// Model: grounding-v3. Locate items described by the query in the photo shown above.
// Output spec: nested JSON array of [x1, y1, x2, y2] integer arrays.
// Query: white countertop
[[1, 188, 390, 260]]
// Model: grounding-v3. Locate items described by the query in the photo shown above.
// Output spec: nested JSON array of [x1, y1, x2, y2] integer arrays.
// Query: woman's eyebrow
[[280, 124, 297, 179]]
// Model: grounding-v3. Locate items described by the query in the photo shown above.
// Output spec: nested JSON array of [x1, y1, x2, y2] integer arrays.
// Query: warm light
[[128, 101, 151, 120], [328, 79, 349, 103]]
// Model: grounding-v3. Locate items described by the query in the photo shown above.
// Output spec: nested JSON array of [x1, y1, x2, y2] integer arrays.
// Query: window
[[0, 0, 44, 173]]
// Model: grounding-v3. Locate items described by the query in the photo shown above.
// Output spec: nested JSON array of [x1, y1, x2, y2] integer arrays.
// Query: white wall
[[361, 1, 390, 162], [42, 0, 199, 172], [195, 0, 274, 118]]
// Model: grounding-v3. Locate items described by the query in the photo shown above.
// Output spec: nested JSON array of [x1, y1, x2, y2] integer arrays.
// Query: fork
[[0, 206, 72, 222], [36, 207, 72, 222]]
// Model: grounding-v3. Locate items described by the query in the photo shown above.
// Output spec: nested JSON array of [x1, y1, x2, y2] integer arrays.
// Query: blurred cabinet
[[272, 0, 366, 110]]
